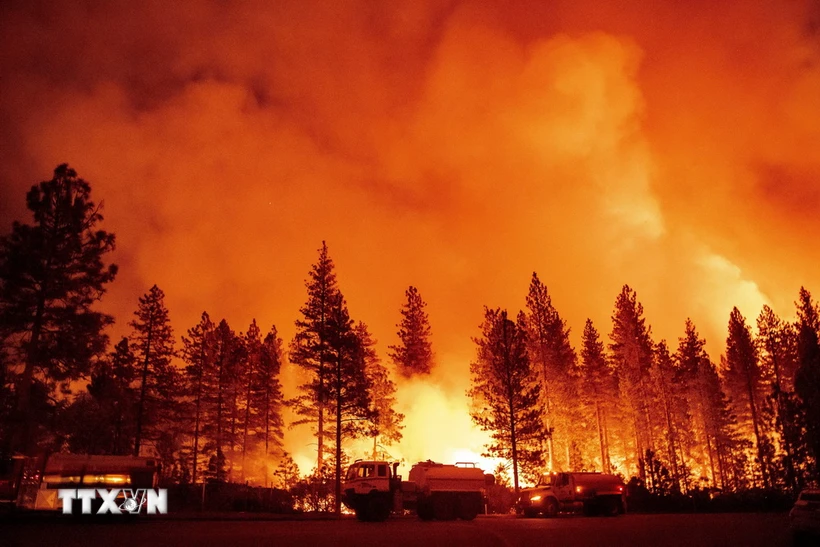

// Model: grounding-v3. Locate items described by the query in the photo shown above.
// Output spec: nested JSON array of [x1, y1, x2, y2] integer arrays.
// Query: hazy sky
[[2, 0, 818, 472]]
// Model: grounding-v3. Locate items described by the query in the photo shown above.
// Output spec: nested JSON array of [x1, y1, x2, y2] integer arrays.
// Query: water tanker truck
[[516, 471, 626, 517], [342, 460, 492, 522]]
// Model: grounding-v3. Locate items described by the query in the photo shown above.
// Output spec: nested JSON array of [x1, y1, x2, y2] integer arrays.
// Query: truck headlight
[[530, 495, 541, 501]]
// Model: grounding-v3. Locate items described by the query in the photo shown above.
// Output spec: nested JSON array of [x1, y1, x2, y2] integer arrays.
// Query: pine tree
[[675, 319, 742, 490], [389, 286, 434, 377], [357, 322, 404, 459], [130, 285, 176, 457], [757, 305, 804, 490], [238, 319, 261, 481], [325, 297, 372, 515], [181, 311, 214, 484], [202, 319, 241, 481], [675, 319, 713, 486], [609, 285, 657, 479], [724, 307, 769, 487], [255, 325, 284, 458], [92, 337, 137, 454], [291, 242, 341, 472], [579, 319, 615, 473], [651, 340, 687, 491], [523, 272, 578, 472], [794, 287, 820, 481], [0, 164, 117, 452], [701, 356, 745, 491], [468, 308, 542, 495]]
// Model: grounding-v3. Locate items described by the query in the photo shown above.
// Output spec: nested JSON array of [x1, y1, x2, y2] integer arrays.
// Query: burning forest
[[1, 0, 820, 520]]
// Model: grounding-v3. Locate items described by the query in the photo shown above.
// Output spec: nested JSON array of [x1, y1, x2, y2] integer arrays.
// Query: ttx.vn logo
[[57, 489, 168, 514]]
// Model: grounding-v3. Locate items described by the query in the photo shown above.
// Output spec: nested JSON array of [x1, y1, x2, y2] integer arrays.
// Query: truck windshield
[[356, 464, 376, 478]]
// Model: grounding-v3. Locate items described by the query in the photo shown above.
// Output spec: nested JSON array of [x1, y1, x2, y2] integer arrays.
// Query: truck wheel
[[543, 498, 559, 518], [367, 495, 390, 522], [417, 500, 435, 521], [457, 495, 480, 521], [433, 495, 456, 521], [355, 505, 370, 522], [604, 498, 620, 517]]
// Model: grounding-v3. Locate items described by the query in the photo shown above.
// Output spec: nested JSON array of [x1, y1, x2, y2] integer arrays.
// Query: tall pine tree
[[389, 286, 434, 377], [255, 325, 285, 459], [794, 287, 820, 481], [579, 319, 616, 474], [130, 285, 176, 457], [523, 272, 578, 472], [724, 307, 769, 487], [326, 296, 372, 515], [202, 319, 241, 481], [609, 285, 657, 479], [181, 311, 214, 484], [0, 164, 117, 453], [291, 242, 340, 473], [756, 305, 803, 490], [468, 308, 542, 494]]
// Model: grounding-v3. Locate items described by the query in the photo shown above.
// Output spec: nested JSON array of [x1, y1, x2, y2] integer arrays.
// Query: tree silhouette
[[724, 307, 769, 487], [130, 284, 176, 457], [291, 242, 341, 472], [468, 308, 542, 495], [389, 286, 434, 377], [0, 164, 117, 453], [580, 319, 616, 474], [182, 311, 214, 484], [522, 272, 578, 472], [609, 285, 656, 480], [254, 325, 285, 458], [794, 287, 820, 482]]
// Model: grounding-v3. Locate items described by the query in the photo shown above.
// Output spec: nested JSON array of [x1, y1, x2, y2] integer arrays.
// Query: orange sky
[[1, 0, 819, 475]]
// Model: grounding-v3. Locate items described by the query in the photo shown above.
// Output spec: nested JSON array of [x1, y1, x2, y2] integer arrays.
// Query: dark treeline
[[2, 165, 819, 516], [0, 166, 413, 515], [469, 273, 820, 503]]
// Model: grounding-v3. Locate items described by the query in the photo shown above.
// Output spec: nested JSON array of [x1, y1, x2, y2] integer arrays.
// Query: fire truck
[[342, 460, 492, 522], [516, 471, 626, 517]]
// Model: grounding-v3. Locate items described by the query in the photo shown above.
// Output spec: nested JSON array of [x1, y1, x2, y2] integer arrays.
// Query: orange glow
[[1, 1, 819, 483]]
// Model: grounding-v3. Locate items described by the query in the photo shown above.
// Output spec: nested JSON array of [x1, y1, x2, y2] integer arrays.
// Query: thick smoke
[[1, 0, 818, 473]]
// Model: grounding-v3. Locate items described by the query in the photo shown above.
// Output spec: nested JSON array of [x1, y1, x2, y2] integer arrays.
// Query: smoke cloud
[[1, 0, 818, 472]]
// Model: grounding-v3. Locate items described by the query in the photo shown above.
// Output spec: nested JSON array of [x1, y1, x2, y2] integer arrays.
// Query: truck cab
[[344, 461, 394, 496], [342, 460, 400, 522]]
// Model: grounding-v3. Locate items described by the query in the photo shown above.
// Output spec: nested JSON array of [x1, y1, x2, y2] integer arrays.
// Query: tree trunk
[[596, 401, 607, 473], [192, 353, 203, 484], [16, 295, 45, 454], [335, 354, 343, 516], [504, 323, 519, 495], [242, 361, 253, 483], [745, 375, 768, 488], [134, 325, 153, 456]]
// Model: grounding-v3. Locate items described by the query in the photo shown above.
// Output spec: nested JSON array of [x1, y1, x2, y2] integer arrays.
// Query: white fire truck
[[516, 471, 626, 517], [342, 460, 492, 522]]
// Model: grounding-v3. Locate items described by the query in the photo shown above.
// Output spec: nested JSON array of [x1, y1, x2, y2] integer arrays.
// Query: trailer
[[3, 453, 159, 511]]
